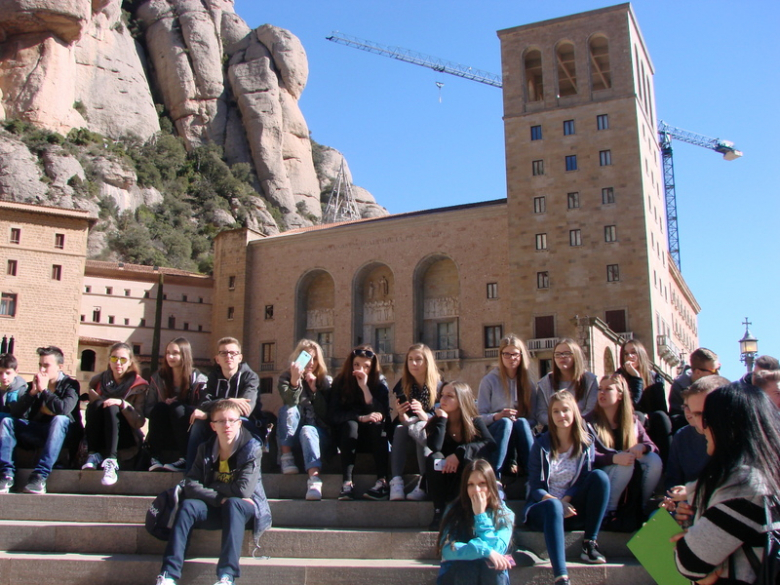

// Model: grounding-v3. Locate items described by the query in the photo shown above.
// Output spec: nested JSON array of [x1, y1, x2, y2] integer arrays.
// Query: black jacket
[[10, 373, 80, 424], [426, 415, 496, 463], [199, 362, 260, 415], [328, 373, 390, 427]]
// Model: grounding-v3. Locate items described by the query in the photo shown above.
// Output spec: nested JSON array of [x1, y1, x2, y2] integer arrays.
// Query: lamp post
[[739, 318, 758, 373]]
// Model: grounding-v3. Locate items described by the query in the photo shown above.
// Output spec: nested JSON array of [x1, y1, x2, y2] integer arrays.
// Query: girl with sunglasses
[[328, 345, 390, 500], [83, 342, 149, 486]]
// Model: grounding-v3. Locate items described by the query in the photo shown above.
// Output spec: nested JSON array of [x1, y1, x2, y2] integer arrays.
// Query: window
[[524, 49, 544, 102], [6, 260, 17, 276], [534, 315, 555, 339], [533, 196, 546, 214], [198, 324, 203, 332], [168, 316, 175, 329], [607, 264, 620, 282], [140, 318, 146, 327], [602, 187, 615, 204], [597, 114, 609, 130], [132, 344, 141, 356], [261, 342, 275, 364], [124, 289, 131, 297], [199, 297, 204, 303], [599, 150, 612, 166], [569, 229, 582, 246], [227, 307, 235, 320], [80, 350, 96, 372], [535, 233, 548, 250], [92, 308, 101, 322], [54, 233, 65, 249], [144, 290, 150, 298], [567, 192, 580, 209], [107, 316, 114, 324], [565, 155, 577, 171], [183, 322, 189, 331], [182, 294, 187, 302], [318, 332, 333, 358], [437, 321, 458, 350], [604, 225, 617, 242], [0, 293, 17, 317], [605, 309, 627, 333], [85, 285, 91, 293], [260, 378, 274, 394], [163, 294, 167, 300], [532, 160, 544, 176], [124, 318, 129, 325], [537, 271, 549, 289], [486, 283, 498, 299], [105, 287, 112, 295], [555, 41, 577, 96], [375, 327, 392, 354], [51, 265, 62, 281], [563, 120, 575, 135], [530, 125, 543, 140], [80, 315, 85, 322], [228, 276, 236, 290], [265, 305, 274, 320], [589, 36, 612, 90], [10, 228, 20, 244], [484, 325, 503, 349]]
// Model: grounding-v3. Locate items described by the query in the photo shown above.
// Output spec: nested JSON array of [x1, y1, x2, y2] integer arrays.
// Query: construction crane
[[658, 121, 743, 269], [327, 33, 744, 269]]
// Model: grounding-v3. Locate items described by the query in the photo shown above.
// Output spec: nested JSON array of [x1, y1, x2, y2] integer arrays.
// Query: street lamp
[[739, 318, 758, 373]]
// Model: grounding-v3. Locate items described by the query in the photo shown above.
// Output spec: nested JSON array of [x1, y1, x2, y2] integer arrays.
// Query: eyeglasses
[[218, 351, 241, 358], [554, 352, 574, 358], [212, 419, 242, 427], [682, 404, 704, 419], [692, 367, 716, 375], [110, 356, 129, 365], [352, 349, 375, 359], [501, 352, 522, 360]]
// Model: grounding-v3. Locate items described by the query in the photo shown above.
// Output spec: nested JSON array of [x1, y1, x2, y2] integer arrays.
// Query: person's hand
[[290, 361, 303, 387], [164, 397, 177, 405], [353, 369, 368, 388], [470, 487, 488, 515], [31, 372, 49, 395], [304, 371, 317, 391], [696, 567, 724, 585], [667, 485, 687, 501], [228, 398, 252, 416], [495, 408, 517, 421], [629, 444, 646, 459], [410, 399, 427, 419], [623, 361, 640, 377], [613, 451, 636, 466], [562, 500, 577, 518], [190, 408, 207, 424], [442, 454, 459, 473], [435, 407, 448, 418], [670, 530, 688, 543], [396, 396, 412, 414], [360, 412, 383, 424], [486, 550, 512, 571], [102, 398, 123, 408], [674, 501, 695, 527]]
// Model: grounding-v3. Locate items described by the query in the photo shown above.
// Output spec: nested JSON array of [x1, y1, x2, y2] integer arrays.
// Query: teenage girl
[[535, 338, 598, 427]]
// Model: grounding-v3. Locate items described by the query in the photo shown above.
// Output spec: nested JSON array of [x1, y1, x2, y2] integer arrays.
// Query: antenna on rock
[[323, 158, 361, 224]]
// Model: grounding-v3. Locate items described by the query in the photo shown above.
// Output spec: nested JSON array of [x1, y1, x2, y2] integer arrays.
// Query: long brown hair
[[440, 381, 480, 444], [288, 338, 329, 383], [497, 334, 534, 416], [548, 390, 590, 459], [620, 339, 652, 386], [401, 343, 440, 405], [335, 345, 380, 405], [552, 338, 588, 401], [593, 374, 637, 450], [158, 337, 194, 401], [108, 342, 141, 381]]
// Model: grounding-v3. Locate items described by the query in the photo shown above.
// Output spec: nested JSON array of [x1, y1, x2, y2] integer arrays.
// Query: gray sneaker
[[0, 474, 13, 494], [23, 473, 47, 494]]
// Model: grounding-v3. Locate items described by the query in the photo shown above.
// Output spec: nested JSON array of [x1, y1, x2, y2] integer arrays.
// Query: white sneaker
[[281, 452, 299, 475], [163, 458, 186, 472], [305, 476, 323, 501], [389, 476, 406, 501], [407, 478, 427, 501], [101, 457, 119, 486], [82, 452, 103, 470], [155, 573, 176, 585], [148, 457, 164, 471]]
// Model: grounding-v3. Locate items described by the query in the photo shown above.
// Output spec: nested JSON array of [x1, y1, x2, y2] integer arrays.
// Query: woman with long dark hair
[[145, 338, 207, 472], [535, 338, 598, 427], [328, 345, 390, 501], [673, 384, 780, 584], [437, 459, 514, 585]]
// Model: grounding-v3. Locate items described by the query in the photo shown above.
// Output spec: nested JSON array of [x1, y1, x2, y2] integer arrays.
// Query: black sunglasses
[[352, 349, 375, 359]]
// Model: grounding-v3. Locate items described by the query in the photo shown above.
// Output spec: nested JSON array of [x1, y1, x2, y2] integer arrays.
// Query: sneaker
[[148, 457, 164, 472], [101, 458, 119, 486], [81, 452, 103, 470], [163, 458, 186, 472], [389, 476, 405, 501], [0, 474, 13, 494], [406, 480, 427, 501], [363, 479, 389, 500], [554, 577, 571, 585], [23, 473, 47, 494], [155, 573, 177, 585], [581, 539, 606, 564], [280, 452, 299, 475], [428, 507, 444, 531], [338, 481, 354, 501], [213, 575, 234, 585], [305, 476, 323, 501]]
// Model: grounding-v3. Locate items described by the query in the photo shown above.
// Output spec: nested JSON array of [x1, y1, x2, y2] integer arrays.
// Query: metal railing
[[434, 349, 461, 361]]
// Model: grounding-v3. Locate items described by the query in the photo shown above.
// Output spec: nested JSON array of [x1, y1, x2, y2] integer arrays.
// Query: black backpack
[[145, 482, 184, 540], [740, 497, 780, 585]]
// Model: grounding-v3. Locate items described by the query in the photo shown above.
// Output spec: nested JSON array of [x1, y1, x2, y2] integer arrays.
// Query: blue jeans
[[604, 451, 663, 512], [525, 469, 610, 578], [277, 405, 329, 471], [0, 415, 70, 478], [488, 417, 534, 475], [160, 497, 255, 580]]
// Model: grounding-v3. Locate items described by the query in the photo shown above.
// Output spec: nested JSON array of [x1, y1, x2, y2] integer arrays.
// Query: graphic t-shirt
[[215, 459, 234, 483]]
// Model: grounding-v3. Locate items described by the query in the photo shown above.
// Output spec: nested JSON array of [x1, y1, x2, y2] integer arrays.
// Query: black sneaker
[[363, 479, 389, 500], [338, 482, 355, 501], [23, 473, 47, 494], [0, 474, 13, 494], [428, 508, 443, 531], [581, 539, 606, 564]]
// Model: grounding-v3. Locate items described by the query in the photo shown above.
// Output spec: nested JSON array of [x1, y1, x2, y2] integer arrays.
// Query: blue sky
[[234, 0, 779, 379]]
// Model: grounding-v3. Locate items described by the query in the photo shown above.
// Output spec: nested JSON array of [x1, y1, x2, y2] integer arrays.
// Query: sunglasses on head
[[352, 349, 375, 359]]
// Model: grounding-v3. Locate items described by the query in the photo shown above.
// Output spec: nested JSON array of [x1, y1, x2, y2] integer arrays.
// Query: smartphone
[[396, 393, 409, 405], [294, 350, 312, 370], [433, 458, 445, 471]]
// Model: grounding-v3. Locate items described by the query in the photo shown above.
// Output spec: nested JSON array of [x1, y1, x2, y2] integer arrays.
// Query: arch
[[523, 48, 544, 102], [603, 347, 615, 375], [352, 262, 396, 355], [588, 34, 611, 91], [80, 349, 96, 372], [294, 268, 336, 358], [555, 40, 577, 97], [413, 254, 460, 356]]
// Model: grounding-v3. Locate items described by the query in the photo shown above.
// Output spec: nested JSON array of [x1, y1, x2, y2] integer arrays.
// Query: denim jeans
[[0, 415, 70, 478], [487, 417, 534, 475], [525, 469, 610, 578], [160, 497, 255, 580], [390, 422, 429, 477], [277, 405, 329, 471], [603, 451, 663, 512]]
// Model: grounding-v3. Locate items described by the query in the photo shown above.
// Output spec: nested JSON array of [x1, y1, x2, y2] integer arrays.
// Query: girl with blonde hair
[[535, 338, 598, 427]]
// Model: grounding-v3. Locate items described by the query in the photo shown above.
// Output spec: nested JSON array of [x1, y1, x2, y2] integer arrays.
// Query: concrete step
[[0, 552, 654, 585]]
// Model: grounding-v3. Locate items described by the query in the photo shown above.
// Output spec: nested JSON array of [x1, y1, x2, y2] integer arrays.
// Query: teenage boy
[[0, 353, 26, 421], [669, 348, 720, 419], [0, 346, 80, 494], [185, 338, 259, 471], [753, 369, 780, 409]]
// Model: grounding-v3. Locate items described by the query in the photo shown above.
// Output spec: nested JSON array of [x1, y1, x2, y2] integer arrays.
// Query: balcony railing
[[260, 362, 275, 372], [434, 349, 461, 361], [378, 353, 394, 365], [527, 337, 558, 357], [656, 334, 681, 366], [617, 331, 634, 341], [484, 348, 499, 359]]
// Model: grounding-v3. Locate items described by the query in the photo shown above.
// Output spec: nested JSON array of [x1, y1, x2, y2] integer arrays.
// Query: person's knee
[[591, 469, 610, 490], [493, 417, 512, 436], [50, 415, 69, 429], [539, 497, 564, 521]]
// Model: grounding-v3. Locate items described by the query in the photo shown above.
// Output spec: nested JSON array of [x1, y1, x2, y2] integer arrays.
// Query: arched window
[[556, 41, 577, 96], [352, 263, 395, 357], [80, 349, 96, 372], [524, 49, 544, 102], [603, 347, 615, 374], [589, 35, 611, 90], [295, 269, 336, 358], [413, 255, 460, 360]]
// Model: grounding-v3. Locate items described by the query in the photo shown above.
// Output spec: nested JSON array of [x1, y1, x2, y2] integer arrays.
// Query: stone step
[[0, 552, 654, 585]]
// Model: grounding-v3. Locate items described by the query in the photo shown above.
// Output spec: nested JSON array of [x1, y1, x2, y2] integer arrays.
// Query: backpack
[[145, 482, 184, 541], [740, 497, 780, 585]]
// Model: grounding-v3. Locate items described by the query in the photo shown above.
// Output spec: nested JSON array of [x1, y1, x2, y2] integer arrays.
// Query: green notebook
[[627, 509, 691, 585]]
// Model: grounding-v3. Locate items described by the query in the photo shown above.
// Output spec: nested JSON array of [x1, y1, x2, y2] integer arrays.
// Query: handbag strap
[[740, 495, 779, 579]]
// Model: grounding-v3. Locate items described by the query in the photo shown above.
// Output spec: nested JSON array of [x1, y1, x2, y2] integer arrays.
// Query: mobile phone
[[294, 350, 312, 370], [397, 393, 409, 405], [433, 458, 445, 471]]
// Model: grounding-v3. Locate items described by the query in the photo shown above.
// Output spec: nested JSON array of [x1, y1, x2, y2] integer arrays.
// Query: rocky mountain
[[0, 0, 386, 268]]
